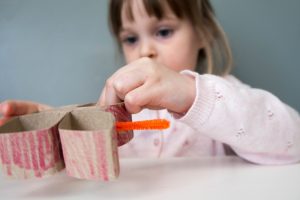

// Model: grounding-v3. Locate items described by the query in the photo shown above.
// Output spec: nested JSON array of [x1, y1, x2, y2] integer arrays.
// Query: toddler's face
[[119, 1, 202, 72]]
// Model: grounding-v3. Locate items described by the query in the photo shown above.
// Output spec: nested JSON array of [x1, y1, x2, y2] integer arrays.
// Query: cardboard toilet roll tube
[[0, 110, 66, 178], [104, 104, 133, 146], [58, 108, 120, 181], [0, 103, 133, 180]]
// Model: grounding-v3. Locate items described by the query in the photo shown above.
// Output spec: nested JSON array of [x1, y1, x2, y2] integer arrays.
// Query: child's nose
[[139, 40, 157, 58]]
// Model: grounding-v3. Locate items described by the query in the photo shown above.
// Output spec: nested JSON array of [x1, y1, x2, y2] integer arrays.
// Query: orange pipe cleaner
[[116, 119, 170, 131]]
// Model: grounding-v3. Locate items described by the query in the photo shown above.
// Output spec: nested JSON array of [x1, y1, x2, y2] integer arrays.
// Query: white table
[[0, 156, 299, 200]]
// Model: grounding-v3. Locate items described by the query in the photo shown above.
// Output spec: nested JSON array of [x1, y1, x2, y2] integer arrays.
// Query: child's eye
[[156, 28, 174, 38], [122, 36, 138, 45]]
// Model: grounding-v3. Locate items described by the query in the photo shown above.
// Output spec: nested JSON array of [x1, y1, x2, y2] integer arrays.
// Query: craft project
[[58, 107, 122, 181], [0, 103, 169, 181], [0, 110, 66, 179]]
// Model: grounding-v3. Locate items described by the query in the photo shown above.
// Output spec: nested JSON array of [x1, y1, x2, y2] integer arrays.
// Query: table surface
[[0, 156, 299, 200]]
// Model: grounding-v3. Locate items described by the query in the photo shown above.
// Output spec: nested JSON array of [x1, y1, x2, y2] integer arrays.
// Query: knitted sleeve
[[178, 70, 300, 165]]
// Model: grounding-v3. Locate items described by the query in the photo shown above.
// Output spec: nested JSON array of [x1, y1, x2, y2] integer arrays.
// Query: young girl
[[0, 0, 299, 165]]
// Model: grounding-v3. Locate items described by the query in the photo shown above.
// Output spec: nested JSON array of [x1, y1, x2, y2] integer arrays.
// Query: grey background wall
[[0, 0, 299, 111]]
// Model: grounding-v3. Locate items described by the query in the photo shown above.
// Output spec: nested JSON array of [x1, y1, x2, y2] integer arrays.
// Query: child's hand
[[99, 57, 196, 114], [0, 100, 52, 126]]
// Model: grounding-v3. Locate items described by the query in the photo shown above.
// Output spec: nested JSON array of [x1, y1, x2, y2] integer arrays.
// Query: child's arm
[[0, 100, 52, 126], [99, 57, 300, 164], [178, 70, 300, 165]]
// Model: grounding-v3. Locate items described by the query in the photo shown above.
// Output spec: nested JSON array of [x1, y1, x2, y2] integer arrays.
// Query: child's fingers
[[104, 69, 145, 106], [98, 86, 121, 107], [124, 83, 160, 113], [101, 57, 162, 108], [112, 70, 146, 100], [0, 116, 11, 126], [0, 102, 8, 116], [0, 100, 39, 117], [97, 88, 106, 107], [0, 101, 14, 116], [105, 82, 122, 105]]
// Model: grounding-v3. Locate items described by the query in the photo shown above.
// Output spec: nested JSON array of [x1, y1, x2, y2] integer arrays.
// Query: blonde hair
[[109, 0, 233, 75]]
